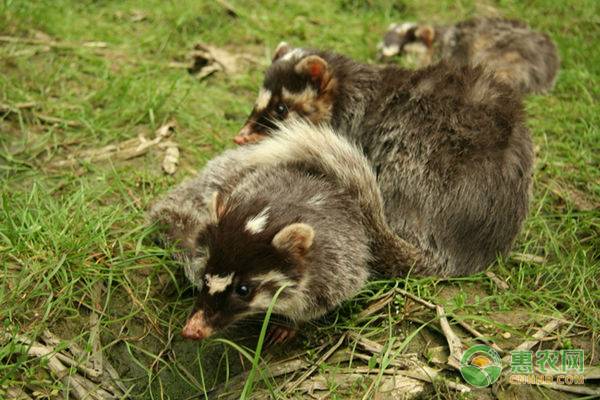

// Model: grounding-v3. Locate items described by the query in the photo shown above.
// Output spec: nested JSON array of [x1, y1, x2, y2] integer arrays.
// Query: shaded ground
[[0, 0, 598, 399]]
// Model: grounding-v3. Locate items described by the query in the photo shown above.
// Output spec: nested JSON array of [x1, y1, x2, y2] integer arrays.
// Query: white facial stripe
[[395, 22, 416, 34], [252, 270, 296, 287], [245, 206, 270, 234], [205, 273, 234, 295], [282, 87, 317, 104], [249, 292, 274, 309], [249, 271, 297, 310], [249, 271, 312, 319], [382, 44, 400, 57], [255, 88, 272, 111], [281, 48, 305, 62]]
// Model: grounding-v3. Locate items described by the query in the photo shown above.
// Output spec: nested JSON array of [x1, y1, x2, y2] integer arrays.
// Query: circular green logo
[[459, 345, 502, 388]]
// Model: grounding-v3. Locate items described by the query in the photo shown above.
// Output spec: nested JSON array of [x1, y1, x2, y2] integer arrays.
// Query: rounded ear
[[272, 223, 314, 258], [208, 191, 226, 222], [294, 55, 331, 90], [273, 41, 292, 62], [415, 25, 435, 48]]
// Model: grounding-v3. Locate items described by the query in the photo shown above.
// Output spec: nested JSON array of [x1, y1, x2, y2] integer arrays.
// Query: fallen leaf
[[215, 0, 239, 17], [155, 120, 176, 139], [485, 271, 510, 290], [548, 181, 598, 212], [185, 43, 260, 80], [130, 10, 147, 22], [47, 121, 177, 168], [160, 141, 179, 175]]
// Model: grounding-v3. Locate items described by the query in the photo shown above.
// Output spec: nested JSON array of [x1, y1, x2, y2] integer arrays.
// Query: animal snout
[[233, 123, 253, 145], [233, 124, 267, 145], [181, 310, 213, 341]]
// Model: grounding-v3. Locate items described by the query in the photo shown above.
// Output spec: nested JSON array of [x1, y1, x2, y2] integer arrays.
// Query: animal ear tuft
[[415, 25, 435, 48], [273, 41, 292, 62], [294, 55, 331, 90], [208, 191, 226, 222], [272, 223, 315, 257]]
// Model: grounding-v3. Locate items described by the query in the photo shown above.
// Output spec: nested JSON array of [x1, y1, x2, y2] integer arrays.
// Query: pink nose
[[181, 311, 213, 341], [234, 124, 253, 145], [233, 132, 267, 145], [181, 328, 206, 340]]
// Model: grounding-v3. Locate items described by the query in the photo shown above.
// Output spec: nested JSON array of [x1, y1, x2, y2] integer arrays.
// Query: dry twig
[[358, 290, 395, 319], [5, 387, 33, 400], [349, 336, 471, 393], [511, 252, 546, 264], [485, 271, 509, 290], [504, 318, 564, 359], [396, 288, 504, 353], [89, 283, 104, 375], [283, 334, 347, 394], [6, 332, 124, 398], [0, 102, 80, 127], [0, 35, 107, 49], [48, 120, 176, 168], [436, 305, 464, 370], [395, 288, 436, 309]]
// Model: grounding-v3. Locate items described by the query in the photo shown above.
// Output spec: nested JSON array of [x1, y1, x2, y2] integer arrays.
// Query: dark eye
[[275, 103, 287, 117], [235, 284, 251, 297]]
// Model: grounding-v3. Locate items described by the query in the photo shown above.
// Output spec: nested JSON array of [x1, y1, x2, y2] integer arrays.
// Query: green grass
[[1, 0, 599, 399]]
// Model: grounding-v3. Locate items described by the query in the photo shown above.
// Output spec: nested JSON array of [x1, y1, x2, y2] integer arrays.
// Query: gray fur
[[335, 61, 533, 276]]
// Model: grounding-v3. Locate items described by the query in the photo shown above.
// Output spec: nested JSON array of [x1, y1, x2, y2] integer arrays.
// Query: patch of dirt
[[436, 281, 492, 306]]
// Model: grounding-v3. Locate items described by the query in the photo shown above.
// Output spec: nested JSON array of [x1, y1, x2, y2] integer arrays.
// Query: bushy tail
[[243, 119, 426, 277]]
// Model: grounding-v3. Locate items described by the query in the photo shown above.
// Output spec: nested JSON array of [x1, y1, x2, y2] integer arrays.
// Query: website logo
[[459, 345, 502, 388]]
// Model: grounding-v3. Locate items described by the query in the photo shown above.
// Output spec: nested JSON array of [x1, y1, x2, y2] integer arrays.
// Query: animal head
[[234, 42, 337, 145], [181, 192, 315, 340], [378, 22, 435, 59]]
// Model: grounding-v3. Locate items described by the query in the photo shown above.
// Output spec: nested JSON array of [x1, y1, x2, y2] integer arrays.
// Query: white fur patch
[[249, 292, 274, 310], [249, 271, 297, 310], [403, 42, 428, 54], [282, 87, 317, 104], [281, 48, 305, 62], [250, 272, 312, 321], [245, 207, 270, 234], [395, 22, 417, 34], [255, 88, 272, 111], [252, 270, 295, 287], [205, 273, 234, 295], [381, 44, 400, 57]]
